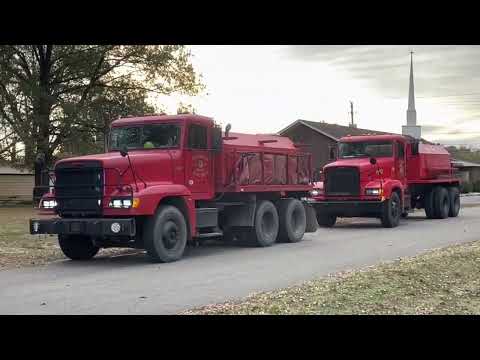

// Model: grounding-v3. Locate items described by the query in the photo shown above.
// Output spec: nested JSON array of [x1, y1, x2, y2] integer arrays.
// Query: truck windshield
[[339, 141, 393, 158], [109, 124, 181, 151]]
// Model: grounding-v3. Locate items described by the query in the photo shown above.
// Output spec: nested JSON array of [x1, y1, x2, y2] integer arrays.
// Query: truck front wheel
[[58, 234, 99, 260], [144, 205, 188, 263], [277, 199, 306, 243], [380, 192, 401, 228]]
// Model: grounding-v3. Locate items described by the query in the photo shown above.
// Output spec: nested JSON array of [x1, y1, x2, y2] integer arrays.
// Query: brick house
[[278, 119, 391, 174]]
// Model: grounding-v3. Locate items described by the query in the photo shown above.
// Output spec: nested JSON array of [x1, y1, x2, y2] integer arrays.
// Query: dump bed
[[215, 132, 312, 193]]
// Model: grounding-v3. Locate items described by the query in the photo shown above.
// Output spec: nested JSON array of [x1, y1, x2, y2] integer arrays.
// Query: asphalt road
[[1, 199, 480, 314]]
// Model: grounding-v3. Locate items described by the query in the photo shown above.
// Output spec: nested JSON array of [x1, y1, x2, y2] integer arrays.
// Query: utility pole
[[349, 101, 357, 128]]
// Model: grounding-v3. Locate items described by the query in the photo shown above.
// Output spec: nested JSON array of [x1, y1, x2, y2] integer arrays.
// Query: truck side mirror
[[212, 126, 223, 152], [369, 157, 377, 165], [412, 141, 419, 155], [313, 170, 323, 182], [120, 145, 128, 157], [328, 145, 337, 161]]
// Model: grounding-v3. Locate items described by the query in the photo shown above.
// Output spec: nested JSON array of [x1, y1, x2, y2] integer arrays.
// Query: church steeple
[[402, 51, 421, 139], [407, 51, 417, 125]]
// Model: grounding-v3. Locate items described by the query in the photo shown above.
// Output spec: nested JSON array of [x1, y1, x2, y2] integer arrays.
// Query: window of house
[[188, 124, 208, 149]]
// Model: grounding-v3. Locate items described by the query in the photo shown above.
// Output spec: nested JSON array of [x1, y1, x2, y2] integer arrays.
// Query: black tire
[[58, 234, 99, 260], [316, 213, 337, 227], [433, 186, 449, 219], [144, 205, 188, 263], [401, 212, 409, 218], [448, 187, 460, 217], [249, 200, 279, 247], [424, 189, 435, 219], [381, 192, 401, 228], [277, 199, 306, 243]]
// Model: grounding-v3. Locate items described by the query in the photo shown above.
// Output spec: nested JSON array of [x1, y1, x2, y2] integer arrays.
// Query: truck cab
[[310, 134, 460, 228], [30, 114, 316, 263]]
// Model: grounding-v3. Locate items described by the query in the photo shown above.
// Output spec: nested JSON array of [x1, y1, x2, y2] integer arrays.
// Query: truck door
[[184, 123, 214, 199]]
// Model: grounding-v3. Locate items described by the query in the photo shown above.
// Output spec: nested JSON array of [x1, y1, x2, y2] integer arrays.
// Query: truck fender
[[382, 180, 404, 199], [133, 184, 197, 238]]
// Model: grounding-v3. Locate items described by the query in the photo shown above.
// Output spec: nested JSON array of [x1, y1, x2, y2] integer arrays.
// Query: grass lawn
[[0, 207, 133, 270], [0, 207, 62, 269], [183, 241, 480, 315]]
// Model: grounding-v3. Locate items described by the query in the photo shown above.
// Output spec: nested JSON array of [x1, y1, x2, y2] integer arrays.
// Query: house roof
[[278, 119, 392, 141], [278, 119, 433, 144]]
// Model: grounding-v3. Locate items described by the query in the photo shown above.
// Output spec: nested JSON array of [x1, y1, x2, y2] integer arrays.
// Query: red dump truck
[[30, 115, 317, 262], [310, 134, 461, 228]]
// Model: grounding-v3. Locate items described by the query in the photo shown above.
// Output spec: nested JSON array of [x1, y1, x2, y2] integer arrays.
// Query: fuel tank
[[407, 143, 453, 180]]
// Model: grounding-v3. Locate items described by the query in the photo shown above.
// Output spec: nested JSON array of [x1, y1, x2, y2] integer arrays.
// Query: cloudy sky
[[157, 45, 480, 147]]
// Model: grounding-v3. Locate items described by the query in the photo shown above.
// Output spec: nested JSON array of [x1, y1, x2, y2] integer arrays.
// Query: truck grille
[[325, 167, 360, 196], [54, 161, 103, 216]]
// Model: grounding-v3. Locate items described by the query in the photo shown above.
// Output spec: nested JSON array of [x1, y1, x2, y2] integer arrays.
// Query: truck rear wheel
[[380, 192, 401, 228], [448, 187, 460, 217], [277, 199, 306, 243], [58, 234, 99, 260], [316, 213, 337, 227], [144, 205, 187, 263], [249, 200, 279, 247], [433, 186, 449, 219], [424, 189, 435, 219]]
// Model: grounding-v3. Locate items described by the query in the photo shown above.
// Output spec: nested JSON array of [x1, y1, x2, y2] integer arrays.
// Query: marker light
[[365, 188, 382, 196], [42, 200, 57, 209], [108, 198, 135, 209]]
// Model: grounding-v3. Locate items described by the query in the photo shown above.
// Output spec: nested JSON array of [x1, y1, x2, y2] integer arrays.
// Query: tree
[[0, 45, 204, 170]]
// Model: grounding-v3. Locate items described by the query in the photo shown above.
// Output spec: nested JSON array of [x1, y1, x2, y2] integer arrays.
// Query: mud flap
[[304, 202, 318, 233]]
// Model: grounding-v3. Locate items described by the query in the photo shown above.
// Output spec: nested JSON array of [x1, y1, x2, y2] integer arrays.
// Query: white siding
[[0, 174, 34, 202]]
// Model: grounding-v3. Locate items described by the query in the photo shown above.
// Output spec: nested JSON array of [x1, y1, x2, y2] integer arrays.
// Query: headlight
[[365, 188, 382, 196], [42, 200, 57, 209], [108, 198, 135, 209], [310, 190, 320, 196]]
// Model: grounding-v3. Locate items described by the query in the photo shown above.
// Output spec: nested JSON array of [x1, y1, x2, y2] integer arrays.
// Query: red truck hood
[[55, 150, 176, 186], [325, 157, 374, 170], [324, 157, 393, 181]]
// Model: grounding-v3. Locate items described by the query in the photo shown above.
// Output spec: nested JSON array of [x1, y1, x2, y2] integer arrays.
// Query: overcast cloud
[[286, 45, 480, 145], [159, 45, 480, 147]]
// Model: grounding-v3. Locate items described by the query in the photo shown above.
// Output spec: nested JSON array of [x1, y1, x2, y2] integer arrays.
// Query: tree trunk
[[33, 45, 54, 188]]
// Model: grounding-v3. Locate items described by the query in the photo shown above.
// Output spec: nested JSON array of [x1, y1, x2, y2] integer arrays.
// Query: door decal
[[192, 154, 209, 180]]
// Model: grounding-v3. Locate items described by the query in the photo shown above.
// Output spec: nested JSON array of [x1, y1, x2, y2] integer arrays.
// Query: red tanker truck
[[310, 134, 461, 228], [30, 114, 317, 262]]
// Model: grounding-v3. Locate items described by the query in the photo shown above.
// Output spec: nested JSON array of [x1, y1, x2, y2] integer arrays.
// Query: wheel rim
[[261, 211, 276, 237], [162, 220, 179, 250]]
